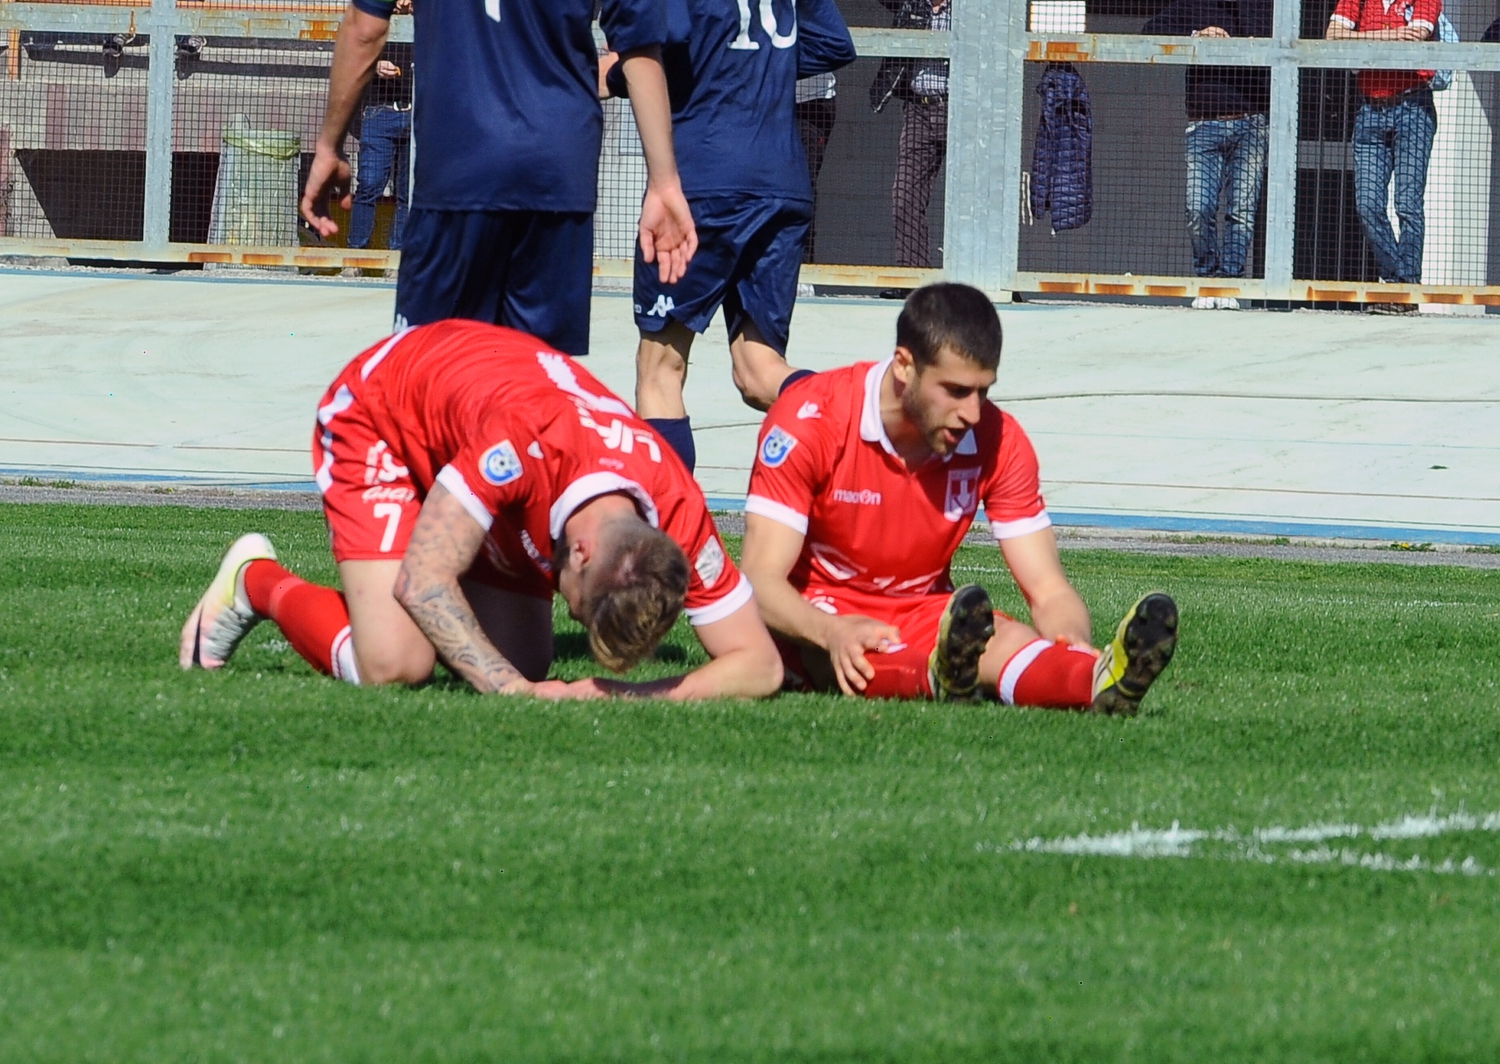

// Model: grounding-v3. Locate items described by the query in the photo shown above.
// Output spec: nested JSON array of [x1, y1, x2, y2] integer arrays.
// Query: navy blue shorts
[[634, 194, 811, 355], [395, 208, 593, 357]]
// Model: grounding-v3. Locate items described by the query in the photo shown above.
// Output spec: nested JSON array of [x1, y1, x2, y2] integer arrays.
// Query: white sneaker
[[1217, 297, 1240, 310], [796, 282, 816, 299], [1191, 296, 1215, 310], [340, 266, 363, 279], [179, 533, 277, 670]]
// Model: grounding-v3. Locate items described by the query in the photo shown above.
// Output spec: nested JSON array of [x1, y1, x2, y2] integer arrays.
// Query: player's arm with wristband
[[393, 484, 570, 698], [302, 0, 395, 237]]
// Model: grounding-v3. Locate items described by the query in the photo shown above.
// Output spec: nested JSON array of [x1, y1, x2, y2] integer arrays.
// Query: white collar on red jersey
[[549, 472, 660, 542], [859, 356, 977, 462]]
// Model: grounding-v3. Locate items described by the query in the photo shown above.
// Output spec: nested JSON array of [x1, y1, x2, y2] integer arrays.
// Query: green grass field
[[3, 503, 1500, 1062]]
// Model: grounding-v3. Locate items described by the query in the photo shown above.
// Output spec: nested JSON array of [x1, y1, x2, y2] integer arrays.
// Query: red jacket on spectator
[[1329, 0, 1440, 99]]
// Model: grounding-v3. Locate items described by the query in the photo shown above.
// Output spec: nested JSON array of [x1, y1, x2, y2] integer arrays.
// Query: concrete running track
[[3, 267, 1499, 544]]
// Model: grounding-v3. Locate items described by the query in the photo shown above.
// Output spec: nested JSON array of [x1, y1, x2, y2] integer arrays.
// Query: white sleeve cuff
[[989, 509, 1053, 540], [436, 464, 494, 532], [1329, 13, 1356, 27], [745, 494, 809, 535], [1410, 18, 1433, 30], [684, 573, 755, 627]]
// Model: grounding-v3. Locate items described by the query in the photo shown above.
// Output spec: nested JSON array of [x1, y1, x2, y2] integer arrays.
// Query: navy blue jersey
[[610, 0, 854, 201], [350, 0, 667, 212]]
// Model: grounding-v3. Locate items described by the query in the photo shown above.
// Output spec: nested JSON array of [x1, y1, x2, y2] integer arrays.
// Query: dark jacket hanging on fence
[[1029, 63, 1093, 232]]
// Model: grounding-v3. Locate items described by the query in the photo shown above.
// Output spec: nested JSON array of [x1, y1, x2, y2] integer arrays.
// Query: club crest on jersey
[[759, 426, 798, 467], [479, 440, 523, 486], [944, 467, 981, 522]]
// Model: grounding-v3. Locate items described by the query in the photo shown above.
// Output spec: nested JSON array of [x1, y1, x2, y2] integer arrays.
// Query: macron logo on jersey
[[759, 425, 798, 467], [695, 537, 726, 588], [832, 488, 881, 506], [797, 402, 821, 420], [480, 440, 524, 486]]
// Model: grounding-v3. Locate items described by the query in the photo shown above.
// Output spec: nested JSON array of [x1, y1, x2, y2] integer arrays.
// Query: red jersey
[[317, 321, 751, 627], [745, 359, 1051, 604], [1330, 0, 1439, 98]]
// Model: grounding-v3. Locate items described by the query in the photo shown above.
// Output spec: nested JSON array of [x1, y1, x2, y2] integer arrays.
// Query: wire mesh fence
[[2, 0, 1499, 302]]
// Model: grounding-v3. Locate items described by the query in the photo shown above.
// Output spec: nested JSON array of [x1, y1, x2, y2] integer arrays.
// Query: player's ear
[[893, 345, 918, 386]]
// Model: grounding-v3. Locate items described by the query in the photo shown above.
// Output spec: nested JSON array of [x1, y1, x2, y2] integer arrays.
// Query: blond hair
[[580, 518, 690, 673]]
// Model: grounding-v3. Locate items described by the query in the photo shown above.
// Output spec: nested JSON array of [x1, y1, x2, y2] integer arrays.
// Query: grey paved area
[[3, 268, 1499, 539], [8, 481, 1500, 569]]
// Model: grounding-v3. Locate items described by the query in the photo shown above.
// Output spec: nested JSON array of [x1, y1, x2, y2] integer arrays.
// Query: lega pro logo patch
[[759, 426, 798, 468], [479, 440, 523, 486]]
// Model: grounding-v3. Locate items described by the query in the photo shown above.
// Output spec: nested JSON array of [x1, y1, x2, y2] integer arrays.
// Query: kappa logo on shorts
[[695, 537, 726, 588], [759, 425, 798, 467], [944, 466, 981, 522], [479, 440, 524, 486], [644, 295, 676, 318]]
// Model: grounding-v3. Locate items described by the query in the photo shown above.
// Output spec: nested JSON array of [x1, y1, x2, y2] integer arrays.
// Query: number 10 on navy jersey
[[730, 0, 797, 49]]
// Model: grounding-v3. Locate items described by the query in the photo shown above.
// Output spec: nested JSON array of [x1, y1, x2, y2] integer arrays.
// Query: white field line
[[984, 810, 1500, 876]]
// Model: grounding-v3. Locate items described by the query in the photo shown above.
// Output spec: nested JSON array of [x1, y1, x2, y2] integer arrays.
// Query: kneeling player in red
[[739, 283, 1176, 712], [180, 321, 782, 700]]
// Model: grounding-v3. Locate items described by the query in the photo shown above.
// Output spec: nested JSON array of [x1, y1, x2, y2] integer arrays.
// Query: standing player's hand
[[300, 143, 352, 239], [639, 180, 697, 286], [823, 616, 904, 696]]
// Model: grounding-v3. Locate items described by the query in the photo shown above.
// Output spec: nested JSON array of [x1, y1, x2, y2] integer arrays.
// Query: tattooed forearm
[[395, 483, 532, 694]]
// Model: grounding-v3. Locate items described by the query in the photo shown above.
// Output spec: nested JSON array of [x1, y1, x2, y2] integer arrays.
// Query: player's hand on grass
[[639, 181, 697, 286], [527, 679, 585, 700], [823, 616, 904, 696], [301, 144, 352, 239]]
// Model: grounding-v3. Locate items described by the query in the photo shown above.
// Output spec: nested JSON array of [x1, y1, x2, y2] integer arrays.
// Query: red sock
[[243, 560, 356, 681], [1000, 640, 1097, 708]]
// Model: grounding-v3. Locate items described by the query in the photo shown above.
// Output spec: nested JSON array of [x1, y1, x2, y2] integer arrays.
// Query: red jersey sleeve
[[744, 378, 835, 537], [434, 409, 540, 531], [1329, 0, 1360, 28], [667, 498, 754, 628], [982, 412, 1051, 541], [1410, 0, 1440, 31]]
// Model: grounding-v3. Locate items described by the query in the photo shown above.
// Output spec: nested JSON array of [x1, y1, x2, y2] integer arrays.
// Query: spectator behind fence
[[345, 31, 413, 271], [1327, 0, 1441, 310], [1143, 0, 1273, 310], [869, 0, 950, 273], [796, 73, 838, 263]]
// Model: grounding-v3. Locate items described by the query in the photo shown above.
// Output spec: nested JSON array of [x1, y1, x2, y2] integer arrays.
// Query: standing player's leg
[[392, 209, 512, 331], [498, 211, 595, 358], [632, 198, 739, 471], [636, 320, 699, 472], [724, 202, 816, 410]]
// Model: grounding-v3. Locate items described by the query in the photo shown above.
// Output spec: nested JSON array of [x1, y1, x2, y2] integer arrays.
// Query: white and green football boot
[[1090, 592, 1178, 716], [179, 533, 277, 670]]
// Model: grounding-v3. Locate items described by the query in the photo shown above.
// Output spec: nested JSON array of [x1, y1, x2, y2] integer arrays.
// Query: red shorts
[[775, 587, 1013, 699], [310, 367, 549, 598], [313, 367, 424, 564]]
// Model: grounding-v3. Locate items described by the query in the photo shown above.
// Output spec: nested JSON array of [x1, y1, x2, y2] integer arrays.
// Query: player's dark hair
[[580, 518, 690, 673], [896, 283, 1003, 371]]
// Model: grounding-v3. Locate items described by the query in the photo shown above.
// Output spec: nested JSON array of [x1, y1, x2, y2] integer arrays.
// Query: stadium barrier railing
[[2, 0, 1498, 306]]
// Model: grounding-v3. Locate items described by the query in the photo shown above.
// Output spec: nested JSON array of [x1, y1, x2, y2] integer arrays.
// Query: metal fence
[[2, 0, 1499, 306]]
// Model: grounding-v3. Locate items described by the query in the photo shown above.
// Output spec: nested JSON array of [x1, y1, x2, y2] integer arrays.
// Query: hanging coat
[[1029, 63, 1093, 232]]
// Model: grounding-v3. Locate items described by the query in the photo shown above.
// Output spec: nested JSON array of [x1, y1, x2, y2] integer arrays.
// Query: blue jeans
[[1352, 91, 1436, 284], [1185, 113, 1269, 278], [350, 104, 411, 250]]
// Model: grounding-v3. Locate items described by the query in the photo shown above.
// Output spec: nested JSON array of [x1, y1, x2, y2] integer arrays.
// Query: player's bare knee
[[354, 642, 435, 686]]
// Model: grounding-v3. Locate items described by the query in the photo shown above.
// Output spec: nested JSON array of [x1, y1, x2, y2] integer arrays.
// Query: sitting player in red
[[180, 320, 782, 700], [740, 283, 1177, 712]]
